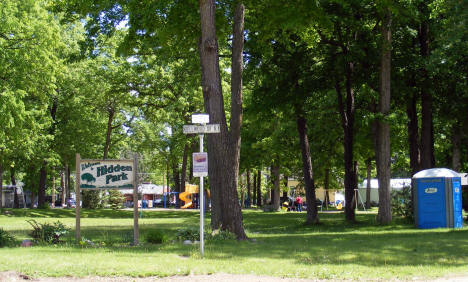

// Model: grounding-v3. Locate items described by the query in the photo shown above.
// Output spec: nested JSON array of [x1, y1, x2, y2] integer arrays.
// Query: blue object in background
[[413, 168, 463, 229]]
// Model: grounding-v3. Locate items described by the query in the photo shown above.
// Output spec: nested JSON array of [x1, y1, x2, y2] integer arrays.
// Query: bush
[[391, 186, 413, 221], [0, 228, 16, 247], [176, 228, 200, 241], [209, 229, 236, 241], [145, 230, 168, 244], [82, 190, 102, 209], [27, 220, 70, 244], [107, 190, 125, 210]]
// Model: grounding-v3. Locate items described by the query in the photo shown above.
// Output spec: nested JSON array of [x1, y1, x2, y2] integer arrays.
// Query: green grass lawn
[[1, 208, 468, 280]]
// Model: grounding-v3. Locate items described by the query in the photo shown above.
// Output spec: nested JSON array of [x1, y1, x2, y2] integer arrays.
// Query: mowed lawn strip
[[1, 208, 467, 280]]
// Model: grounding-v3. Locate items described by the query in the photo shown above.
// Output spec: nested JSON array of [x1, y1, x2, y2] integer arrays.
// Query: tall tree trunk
[[66, 165, 71, 200], [376, 8, 392, 224], [418, 7, 434, 170], [452, 123, 461, 172], [324, 168, 330, 209], [296, 111, 319, 224], [365, 158, 372, 209], [181, 143, 189, 189], [0, 163, 3, 209], [247, 170, 251, 207], [38, 161, 47, 208], [406, 92, 420, 175], [11, 168, 19, 208], [103, 108, 115, 160], [171, 159, 181, 193], [189, 142, 196, 182], [271, 160, 280, 211], [51, 169, 55, 208], [61, 170, 66, 206], [199, 0, 246, 239], [240, 174, 245, 208], [256, 169, 262, 206], [252, 170, 257, 205], [336, 63, 356, 222]]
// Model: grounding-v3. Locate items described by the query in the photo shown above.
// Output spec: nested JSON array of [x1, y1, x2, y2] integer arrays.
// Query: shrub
[[145, 230, 168, 244], [107, 190, 125, 210], [209, 229, 236, 241], [391, 186, 413, 221], [27, 220, 70, 244], [0, 228, 16, 247], [175, 228, 200, 241], [82, 190, 102, 209]]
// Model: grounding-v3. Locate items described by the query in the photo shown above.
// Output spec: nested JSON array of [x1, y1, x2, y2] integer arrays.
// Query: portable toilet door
[[413, 168, 463, 229]]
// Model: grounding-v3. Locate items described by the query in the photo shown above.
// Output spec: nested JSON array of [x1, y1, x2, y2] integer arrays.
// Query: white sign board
[[80, 160, 134, 189], [183, 124, 220, 134], [193, 152, 208, 177], [192, 114, 210, 124]]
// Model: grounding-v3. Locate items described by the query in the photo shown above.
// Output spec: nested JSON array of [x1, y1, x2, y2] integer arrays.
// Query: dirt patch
[[2, 271, 468, 282]]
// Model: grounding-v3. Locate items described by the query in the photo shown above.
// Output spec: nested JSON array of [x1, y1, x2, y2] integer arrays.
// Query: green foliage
[[82, 190, 102, 209], [391, 186, 413, 221], [0, 228, 16, 247], [175, 228, 200, 241], [27, 219, 70, 244], [209, 229, 236, 241], [107, 190, 125, 210], [145, 230, 168, 244]]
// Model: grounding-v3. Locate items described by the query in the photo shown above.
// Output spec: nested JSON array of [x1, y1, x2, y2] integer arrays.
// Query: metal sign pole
[[199, 133, 204, 257]]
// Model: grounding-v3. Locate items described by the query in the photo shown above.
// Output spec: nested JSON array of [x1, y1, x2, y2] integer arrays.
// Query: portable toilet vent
[[413, 168, 463, 229]]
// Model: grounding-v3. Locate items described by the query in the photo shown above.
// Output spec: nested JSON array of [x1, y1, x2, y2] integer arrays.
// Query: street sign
[[183, 124, 220, 134], [193, 152, 208, 177], [191, 114, 210, 124]]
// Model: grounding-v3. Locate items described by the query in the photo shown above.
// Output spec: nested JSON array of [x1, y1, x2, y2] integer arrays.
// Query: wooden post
[[75, 153, 81, 242], [133, 154, 139, 245]]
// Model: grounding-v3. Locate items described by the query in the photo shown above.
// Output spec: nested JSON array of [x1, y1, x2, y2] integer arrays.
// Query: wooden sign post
[[75, 153, 139, 245]]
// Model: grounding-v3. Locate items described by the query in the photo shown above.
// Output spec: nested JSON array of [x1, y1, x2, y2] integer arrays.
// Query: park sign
[[79, 160, 134, 189]]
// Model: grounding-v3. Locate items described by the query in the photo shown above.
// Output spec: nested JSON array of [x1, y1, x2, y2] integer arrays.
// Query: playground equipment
[[180, 184, 199, 209]]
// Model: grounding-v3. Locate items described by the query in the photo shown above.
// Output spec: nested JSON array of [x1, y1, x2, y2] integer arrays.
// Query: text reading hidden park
[[80, 161, 134, 189]]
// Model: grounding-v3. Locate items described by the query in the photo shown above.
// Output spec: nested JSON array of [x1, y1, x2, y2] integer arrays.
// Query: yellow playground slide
[[180, 184, 199, 209]]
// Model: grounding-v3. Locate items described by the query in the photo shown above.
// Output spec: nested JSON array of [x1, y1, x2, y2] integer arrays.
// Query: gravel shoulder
[[2, 271, 468, 282]]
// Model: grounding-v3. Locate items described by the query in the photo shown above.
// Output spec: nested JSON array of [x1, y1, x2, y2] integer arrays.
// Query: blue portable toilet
[[413, 168, 463, 229]]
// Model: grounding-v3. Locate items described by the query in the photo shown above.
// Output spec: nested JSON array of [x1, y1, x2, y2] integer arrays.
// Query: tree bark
[[66, 165, 71, 200], [452, 123, 461, 172], [198, 0, 246, 239], [418, 8, 434, 170], [252, 170, 257, 205], [376, 8, 392, 224], [336, 64, 356, 222], [103, 107, 115, 160], [51, 169, 55, 208], [247, 169, 251, 207], [0, 163, 3, 209], [256, 169, 262, 206], [406, 92, 420, 176], [61, 170, 66, 206], [171, 159, 181, 193], [11, 167, 19, 208], [181, 143, 189, 189], [271, 160, 280, 211], [324, 168, 330, 209], [365, 158, 372, 209], [296, 111, 319, 224], [38, 161, 47, 208]]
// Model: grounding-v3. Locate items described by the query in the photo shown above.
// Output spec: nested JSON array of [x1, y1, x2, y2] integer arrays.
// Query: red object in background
[[295, 196, 302, 204]]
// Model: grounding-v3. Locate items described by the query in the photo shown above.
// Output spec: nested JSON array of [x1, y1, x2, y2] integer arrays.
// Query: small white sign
[[192, 114, 210, 124], [193, 152, 208, 177], [183, 124, 220, 134]]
